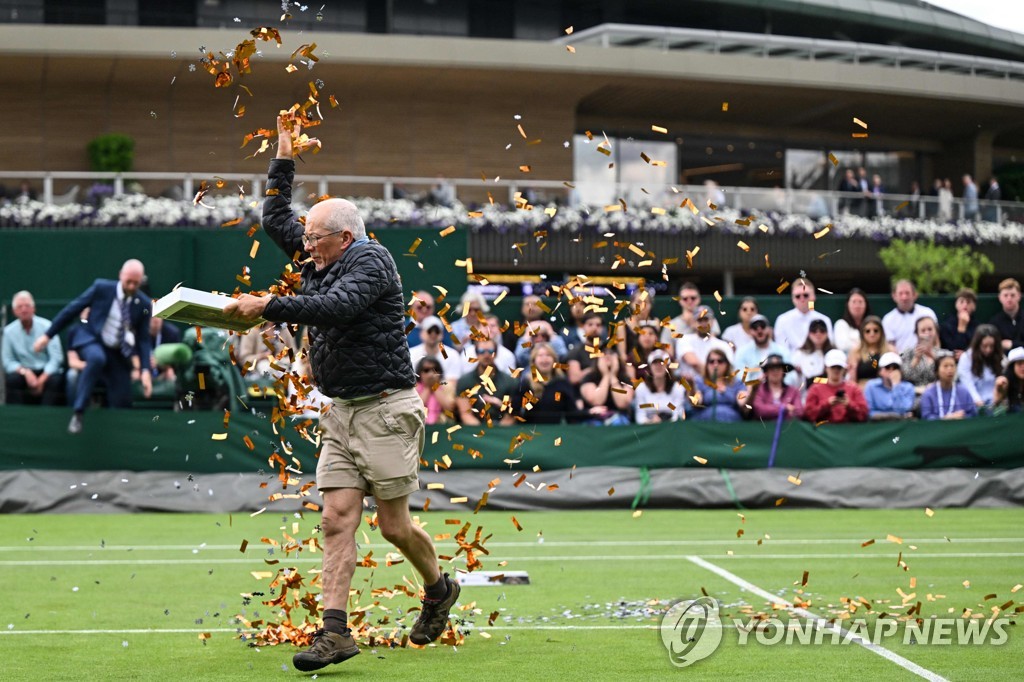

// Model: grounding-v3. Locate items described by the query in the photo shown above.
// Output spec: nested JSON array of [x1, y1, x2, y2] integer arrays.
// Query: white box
[[152, 287, 263, 333]]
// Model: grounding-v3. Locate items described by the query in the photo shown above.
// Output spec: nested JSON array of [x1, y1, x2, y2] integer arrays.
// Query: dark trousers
[[74, 342, 132, 412], [5, 368, 62, 405]]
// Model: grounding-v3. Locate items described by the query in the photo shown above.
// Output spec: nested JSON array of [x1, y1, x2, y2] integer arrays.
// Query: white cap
[[420, 315, 444, 332], [647, 349, 671, 364], [879, 351, 902, 369], [824, 349, 847, 368], [1008, 346, 1024, 364]]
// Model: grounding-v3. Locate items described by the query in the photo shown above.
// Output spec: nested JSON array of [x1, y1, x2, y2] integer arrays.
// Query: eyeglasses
[[301, 230, 343, 247], [476, 348, 496, 355]]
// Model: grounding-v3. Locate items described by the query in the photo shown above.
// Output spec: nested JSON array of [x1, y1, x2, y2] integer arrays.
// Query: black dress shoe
[[68, 414, 83, 435]]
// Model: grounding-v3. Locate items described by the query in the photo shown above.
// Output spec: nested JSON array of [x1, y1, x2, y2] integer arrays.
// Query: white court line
[[0, 625, 669, 636], [2, 551, 1022, 567], [2, 537, 1020, 552], [688, 555, 948, 682]]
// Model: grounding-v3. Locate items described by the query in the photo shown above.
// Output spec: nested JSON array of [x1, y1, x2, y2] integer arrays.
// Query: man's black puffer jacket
[[260, 158, 415, 399]]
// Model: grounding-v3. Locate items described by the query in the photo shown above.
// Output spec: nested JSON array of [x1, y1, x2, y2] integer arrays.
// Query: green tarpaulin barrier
[[1, 406, 1020, 474]]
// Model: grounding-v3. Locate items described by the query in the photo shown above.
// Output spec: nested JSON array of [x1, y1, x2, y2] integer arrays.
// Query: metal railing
[[0, 170, 1019, 225], [552, 24, 1024, 81]]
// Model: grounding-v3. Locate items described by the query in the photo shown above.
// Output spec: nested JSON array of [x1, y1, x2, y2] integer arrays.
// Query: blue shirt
[[864, 378, 915, 417], [2, 315, 64, 375], [919, 383, 978, 420]]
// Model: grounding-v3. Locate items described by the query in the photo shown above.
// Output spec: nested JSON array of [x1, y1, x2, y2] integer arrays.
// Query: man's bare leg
[[319, 487, 365, 611], [376, 494, 460, 644], [375, 494, 441, 585], [292, 487, 364, 672]]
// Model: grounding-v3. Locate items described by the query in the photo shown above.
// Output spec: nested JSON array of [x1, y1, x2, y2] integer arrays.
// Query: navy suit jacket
[[46, 279, 153, 369]]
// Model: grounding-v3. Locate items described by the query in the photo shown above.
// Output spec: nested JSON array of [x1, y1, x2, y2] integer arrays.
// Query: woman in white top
[[938, 178, 954, 222], [632, 350, 687, 424], [721, 297, 759, 351], [788, 319, 834, 389], [832, 288, 870, 354], [957, 324, 1005, 408]]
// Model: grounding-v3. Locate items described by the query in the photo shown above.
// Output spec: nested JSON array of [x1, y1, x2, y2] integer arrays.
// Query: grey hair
[[315, 199, 366, 240], [12, 290, 34, 306]]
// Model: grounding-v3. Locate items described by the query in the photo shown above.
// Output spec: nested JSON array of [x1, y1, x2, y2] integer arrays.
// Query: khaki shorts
[[316, 387, 426, 500]]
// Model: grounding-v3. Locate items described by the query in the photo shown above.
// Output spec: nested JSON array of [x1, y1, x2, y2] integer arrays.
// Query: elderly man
[[33, 260, 152, 433], [2, 291, 64, 405], [773, 278, 833, 354], [225, 114, 458, 673], [881, 279, 937, 354]]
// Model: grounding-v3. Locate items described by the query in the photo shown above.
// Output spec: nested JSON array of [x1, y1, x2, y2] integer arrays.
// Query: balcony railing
[[551, 24, 1024, 82], [0, 170, 1018, 226]]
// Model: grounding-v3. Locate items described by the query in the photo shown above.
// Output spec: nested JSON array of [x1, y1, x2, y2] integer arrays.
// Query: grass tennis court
[[1, 508, 1020, 680]]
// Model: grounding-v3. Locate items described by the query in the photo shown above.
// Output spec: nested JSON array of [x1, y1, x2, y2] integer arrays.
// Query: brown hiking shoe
[[410, 574, 461, 645], [292, 629, 360, 672]]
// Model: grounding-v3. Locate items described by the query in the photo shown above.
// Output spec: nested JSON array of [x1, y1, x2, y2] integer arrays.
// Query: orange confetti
[[511, 516, 523, 531]]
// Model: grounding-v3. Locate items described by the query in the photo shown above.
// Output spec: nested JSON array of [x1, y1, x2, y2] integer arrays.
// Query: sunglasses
[[809, 327, 827, 334], [793, 293, 810, 299], [863, 328, 881, 335], [750, 322, 767, 330], [476, 348, 496, 355]]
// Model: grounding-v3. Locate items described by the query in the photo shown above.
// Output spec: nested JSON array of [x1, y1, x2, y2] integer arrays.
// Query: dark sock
[[424, 574, 448, 601], [322, 609, 348, 635]]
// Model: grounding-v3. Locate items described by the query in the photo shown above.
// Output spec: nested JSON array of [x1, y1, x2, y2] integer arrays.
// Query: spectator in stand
[[833, 288, 871, 353], [962, 174, 979, 221], [689, 348, 749, 422], [939, 287, 978, 359], [34, 259, 153, 434], [660, 282, 721, 349], [624, 320, 663, 381], [676, 305, 732, 381], [503, 294, 544, 352], [734, 314, 789, 383], [513, 342, 578, 424], [721, 297, 759, 350], [16, 180, 37, 202], [234, 320, 295, 381], [409, 316, 462, 381], [514, 319, 568, 366], [993, 346, 1024, 414], [921, 354, 978, 420], [633, 349, 687, 424], [857, 166, 871, 217], [788, 319, 833, 389], [988, 278, 1023, 352], [751, 354, 802, 421], [957, 325, 1004, 409], [460, 313, 517, 375], [406, 290, 451, 348], [615, 287, 657, 362], [559, 297, 590, 353], [882, 279, 937, 353], [2, 290, 64, 405], [455, 338, 516, 426], [871, 174, 885, 217], [566, 313, 606, 387], [774, 278, 833, 354], [837, 168, 860, 214], [864, 352, 915, 420], [414, 357, 455, 425], [147, 316, 182, 382], [907, 180, 922, 218], [983, 177, 1001, 222], [848, 315, 895, 387], [579, 351, 634, 425], [937, 178, 954, 222], [803, 349, 868, 424], [901, 316, 946, 391], [449, 289, 489, 351]]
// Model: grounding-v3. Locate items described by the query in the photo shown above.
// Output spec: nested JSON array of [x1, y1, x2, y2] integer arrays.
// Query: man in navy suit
[[34, 259, 153, 434]]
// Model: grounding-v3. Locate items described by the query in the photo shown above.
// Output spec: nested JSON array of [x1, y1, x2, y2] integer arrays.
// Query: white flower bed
[[2, 194, 1022, 245]]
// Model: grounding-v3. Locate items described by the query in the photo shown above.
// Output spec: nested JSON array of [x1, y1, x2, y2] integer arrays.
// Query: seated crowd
[[4, 277, 1024, 427]]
